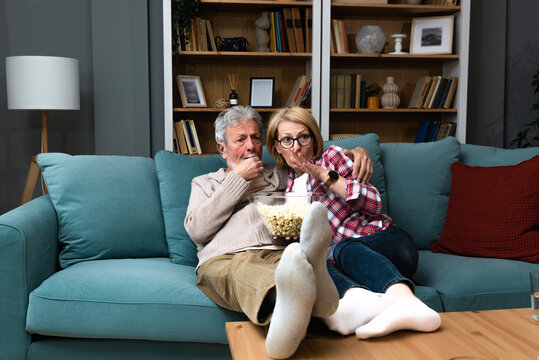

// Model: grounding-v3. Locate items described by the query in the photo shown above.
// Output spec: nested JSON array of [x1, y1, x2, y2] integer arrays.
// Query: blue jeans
[[328, 226, 418, 298]]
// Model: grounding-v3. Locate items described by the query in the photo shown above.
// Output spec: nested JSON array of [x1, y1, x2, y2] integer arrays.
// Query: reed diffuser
[[228, 73, 238, 107]]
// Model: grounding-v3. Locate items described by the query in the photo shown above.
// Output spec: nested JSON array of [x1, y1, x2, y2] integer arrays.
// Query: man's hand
[[232, 155, 264, 181], [343, 147, 373, 184]]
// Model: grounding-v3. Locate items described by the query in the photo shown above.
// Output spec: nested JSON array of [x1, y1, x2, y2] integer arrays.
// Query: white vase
[[381, 76, 400, 109]]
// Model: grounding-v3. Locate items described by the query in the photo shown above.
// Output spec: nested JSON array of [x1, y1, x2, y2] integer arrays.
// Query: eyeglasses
[[275, 134, 313, 149]]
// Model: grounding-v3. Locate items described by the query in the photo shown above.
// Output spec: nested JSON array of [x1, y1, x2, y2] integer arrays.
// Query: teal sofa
[[1, 135, 537, 360]]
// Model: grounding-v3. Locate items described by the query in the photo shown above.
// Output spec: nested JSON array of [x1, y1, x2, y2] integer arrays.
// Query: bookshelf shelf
[[331, 4, 460, 17], [173, 107, 295, 113], [176, 51, 311, 59], [200, 0, 312, 12], [330, 108, 457, 113], [330, 54, 459, 61]]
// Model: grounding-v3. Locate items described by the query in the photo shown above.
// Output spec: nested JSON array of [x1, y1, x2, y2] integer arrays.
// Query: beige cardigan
[[184, 164, 287, 267]]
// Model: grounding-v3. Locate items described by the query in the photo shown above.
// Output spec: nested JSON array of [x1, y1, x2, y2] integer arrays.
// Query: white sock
[[355, 298, 441, 339], [323, 287, 393, 335], [299, 202, 339, 317], [266, 243, 316, 359]]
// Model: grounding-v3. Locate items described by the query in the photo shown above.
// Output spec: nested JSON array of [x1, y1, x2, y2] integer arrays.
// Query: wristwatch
[[324, 171, 339, 187]]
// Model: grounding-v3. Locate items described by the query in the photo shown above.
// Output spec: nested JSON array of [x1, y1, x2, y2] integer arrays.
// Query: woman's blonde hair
[[266, 107, 324, 167]]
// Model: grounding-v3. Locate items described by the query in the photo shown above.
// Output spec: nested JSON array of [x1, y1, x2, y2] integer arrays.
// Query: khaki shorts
[[197, 249, 282, 325]]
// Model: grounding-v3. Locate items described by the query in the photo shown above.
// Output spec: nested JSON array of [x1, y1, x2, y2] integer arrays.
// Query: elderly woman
[[266, 106, 441, 339]]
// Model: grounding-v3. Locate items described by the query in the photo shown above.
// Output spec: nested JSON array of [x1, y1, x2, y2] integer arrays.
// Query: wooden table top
[[226, 308, 539, 360]]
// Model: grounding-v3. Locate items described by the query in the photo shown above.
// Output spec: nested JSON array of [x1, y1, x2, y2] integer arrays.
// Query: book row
[[408, 75, 458, 109], [415, 121, 456, 143], [330, 19, 350, 54], [330, 74, 366, 109], [269, 8, 312, 53], [177, 17, 217, 52], [176, 8, 312, 53], [173, 120, 202, 155], [286, 75, 312, 107]]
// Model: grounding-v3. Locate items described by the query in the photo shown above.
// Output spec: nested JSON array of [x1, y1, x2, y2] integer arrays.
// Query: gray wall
[[1, 1, 538, 214], [1, 0, 162, 214], [467, 0, 539, 147]]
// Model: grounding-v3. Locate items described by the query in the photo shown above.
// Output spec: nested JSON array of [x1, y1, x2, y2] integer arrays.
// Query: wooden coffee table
[[226, 308, 538, 359]]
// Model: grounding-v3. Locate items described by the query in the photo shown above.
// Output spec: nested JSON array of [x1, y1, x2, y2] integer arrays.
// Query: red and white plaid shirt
[[286, 145, 394, 260]]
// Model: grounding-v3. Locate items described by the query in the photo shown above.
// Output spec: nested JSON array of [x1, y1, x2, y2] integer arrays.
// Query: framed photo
[[249, 77, 274, 108], [176, 75, 207, 107], [410, 16, 454, 55]]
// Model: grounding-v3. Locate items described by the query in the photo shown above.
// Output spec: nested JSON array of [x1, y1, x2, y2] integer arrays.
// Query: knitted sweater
[[184, 164, 287, 267]]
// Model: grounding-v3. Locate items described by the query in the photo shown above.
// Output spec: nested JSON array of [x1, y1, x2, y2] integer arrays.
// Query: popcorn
[[256, 202, 310, 237]]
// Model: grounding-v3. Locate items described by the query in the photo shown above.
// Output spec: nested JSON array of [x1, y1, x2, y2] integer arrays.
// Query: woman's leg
[[322, 263, 393, 335], [332, 227, 440, 338]]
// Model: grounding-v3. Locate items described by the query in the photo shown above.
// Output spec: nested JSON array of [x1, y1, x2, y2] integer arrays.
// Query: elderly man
[[184, 105, 372, 359]]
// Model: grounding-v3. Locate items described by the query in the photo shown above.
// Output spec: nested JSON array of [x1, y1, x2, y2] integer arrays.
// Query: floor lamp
[[6, 56, 80, 205]]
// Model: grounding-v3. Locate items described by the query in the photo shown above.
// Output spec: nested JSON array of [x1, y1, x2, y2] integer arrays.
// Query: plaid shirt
[[286, 145, 394, 260]]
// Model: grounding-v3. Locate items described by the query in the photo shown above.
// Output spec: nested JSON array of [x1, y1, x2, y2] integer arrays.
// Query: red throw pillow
[[430, 155, 539, 263]]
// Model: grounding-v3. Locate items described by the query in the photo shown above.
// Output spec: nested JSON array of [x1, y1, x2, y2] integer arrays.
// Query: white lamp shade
[[6, 56, 80, 110]]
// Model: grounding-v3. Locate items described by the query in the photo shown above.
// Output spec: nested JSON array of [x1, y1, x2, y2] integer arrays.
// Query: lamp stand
[[20, 110, 49, 205]]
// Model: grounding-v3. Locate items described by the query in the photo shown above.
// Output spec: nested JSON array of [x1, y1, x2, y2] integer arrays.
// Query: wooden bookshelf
[[163, 0, 469, 150]]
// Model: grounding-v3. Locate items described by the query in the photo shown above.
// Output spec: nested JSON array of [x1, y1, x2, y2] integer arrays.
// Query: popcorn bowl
[[250, 192, 326, 241]]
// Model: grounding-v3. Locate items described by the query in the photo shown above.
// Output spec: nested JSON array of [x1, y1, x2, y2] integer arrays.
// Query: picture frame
[[410, 16, 454, 55], [176, 75, 207, 107], [249, 77, 274, 108]]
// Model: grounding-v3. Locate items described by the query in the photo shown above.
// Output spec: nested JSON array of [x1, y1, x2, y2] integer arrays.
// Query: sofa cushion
[[415, 251, 539, 311], [26, 258, 246, 343], [460, 143, 539, 166], [155, 151, 225, 266], [430, 157, 539, 263], [380, 137, 460, 249], [263, 133, 388, 212], [36, 153, 168, 268]]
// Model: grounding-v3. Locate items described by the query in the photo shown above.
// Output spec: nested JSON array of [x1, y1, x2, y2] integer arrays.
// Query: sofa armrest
[[0, 195, 59, 359]]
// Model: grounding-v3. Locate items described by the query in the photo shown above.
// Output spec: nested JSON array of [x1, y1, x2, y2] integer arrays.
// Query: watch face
[[329, 171, 339, 180]]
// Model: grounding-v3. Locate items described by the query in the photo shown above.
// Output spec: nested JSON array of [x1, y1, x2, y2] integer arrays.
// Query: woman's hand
[[289, 148, 325, 179], [343, 147, 373, 184]]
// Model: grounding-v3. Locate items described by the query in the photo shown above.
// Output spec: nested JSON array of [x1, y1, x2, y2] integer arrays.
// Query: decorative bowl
[[250, 192, 325, 240]]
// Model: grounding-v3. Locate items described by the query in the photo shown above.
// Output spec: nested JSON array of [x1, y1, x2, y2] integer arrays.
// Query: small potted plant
[[366, 84, 382, 109], [172, 0, 202, 54]]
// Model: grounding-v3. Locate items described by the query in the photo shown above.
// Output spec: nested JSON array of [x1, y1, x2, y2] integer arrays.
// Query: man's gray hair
[[214, 105, 263, 144]]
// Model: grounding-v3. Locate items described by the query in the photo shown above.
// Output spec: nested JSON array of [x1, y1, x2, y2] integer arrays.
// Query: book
[[299, 80, 312, 107], [443, 76, 459, 108], [426, 76, 442, 109], [437, 78, 453, 109], [336, 74, 345, 108], [339, 20, 349, 53], [269, 12, 277, 52], [355, 74, 362, 108], [435, 122, 452, 141], [205, 20, 217, 52], [359, 80, 366, 108], [292, 76, 310, 106], [198, 18, 207, 51], [425, 121, 440, 142], [332, 19, 343, 54], [330, 21, 337, 53], [414, 121, 430, 143], [189, 119, 202, 154], [277, 10, 289, 53], [407, 75, 429, 108], [181, 120, 196, 154], [283, 8, 297, 52], [305, 8, 312, 53], [174, 121, 189, 154], [291, 8, 305, 52], [172, 126, 179, 153], [418, 77, 433, 108], [286, 75, 306, 107], [423, 76, 441, 108], [274, 11, 282, 52], [431, 77, 448, 109], [343, 74, 352, 108], [330, 75, 337, 108]]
